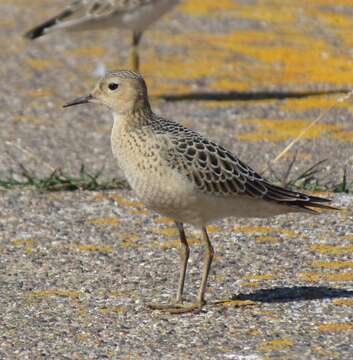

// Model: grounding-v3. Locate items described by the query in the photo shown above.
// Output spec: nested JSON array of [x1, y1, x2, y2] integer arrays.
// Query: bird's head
[[64, 70, 150, 114]]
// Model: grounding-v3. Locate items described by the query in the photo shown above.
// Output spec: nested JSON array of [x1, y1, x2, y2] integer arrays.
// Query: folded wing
[[157, 119, 335, 213]]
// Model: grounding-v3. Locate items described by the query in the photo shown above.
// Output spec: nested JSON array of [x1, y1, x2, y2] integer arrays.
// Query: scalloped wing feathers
[[151, 117, 334, 212]]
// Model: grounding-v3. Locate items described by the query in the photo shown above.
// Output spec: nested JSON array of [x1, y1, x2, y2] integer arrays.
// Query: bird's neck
[[113, 105, 153, 129]]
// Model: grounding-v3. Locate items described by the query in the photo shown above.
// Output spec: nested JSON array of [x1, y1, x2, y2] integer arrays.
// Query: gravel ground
[[0, 190, 353, 359], [1, 0, 353, 359]]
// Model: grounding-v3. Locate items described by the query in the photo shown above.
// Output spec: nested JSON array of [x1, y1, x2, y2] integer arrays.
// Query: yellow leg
[[175, 222, 189, 303], [197, 227, 214, 305], [148, 226, 214, 314]]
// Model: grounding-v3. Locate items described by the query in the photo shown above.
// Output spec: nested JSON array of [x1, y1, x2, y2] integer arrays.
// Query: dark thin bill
[[63, 94, 93, 108]]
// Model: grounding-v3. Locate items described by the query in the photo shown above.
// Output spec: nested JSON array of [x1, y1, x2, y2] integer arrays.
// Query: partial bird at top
[[25, 0, 181, 72]]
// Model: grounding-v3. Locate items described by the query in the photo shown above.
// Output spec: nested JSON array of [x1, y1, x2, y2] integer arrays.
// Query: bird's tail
[[263, 182, 340, 213], [300, 195, 340, 213], [24, 9, 73, 39]]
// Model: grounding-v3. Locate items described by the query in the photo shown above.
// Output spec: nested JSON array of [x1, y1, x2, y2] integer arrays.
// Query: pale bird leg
[[175, 221, 189, 303], [131, 31, 142, 72], [197, 227, 214, 306], [147, 221, 190, 311], [148, 226, 214, 314]]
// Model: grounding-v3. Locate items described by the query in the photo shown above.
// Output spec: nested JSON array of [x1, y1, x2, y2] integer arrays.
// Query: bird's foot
[[147, 301, 204, 314]]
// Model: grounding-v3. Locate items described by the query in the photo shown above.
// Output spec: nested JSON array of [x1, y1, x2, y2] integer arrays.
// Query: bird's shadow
[[220, 286, 353, 304], [160, 89, 348, 102]]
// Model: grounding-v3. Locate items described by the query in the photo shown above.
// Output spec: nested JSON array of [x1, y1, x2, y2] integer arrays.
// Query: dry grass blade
[[266, 90, 353, 169]]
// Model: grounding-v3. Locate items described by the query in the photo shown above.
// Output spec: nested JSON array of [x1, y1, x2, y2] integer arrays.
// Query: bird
[[64, 70, 337, 314], [24, 0, 180, 72]]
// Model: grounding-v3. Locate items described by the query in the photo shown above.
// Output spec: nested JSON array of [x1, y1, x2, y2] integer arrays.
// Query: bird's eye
[[108, 83, 119, 91]]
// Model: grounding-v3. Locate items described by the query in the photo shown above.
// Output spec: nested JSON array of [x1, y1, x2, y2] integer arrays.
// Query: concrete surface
[[0, 190, 353, 359], [1, 0, 353, 359]]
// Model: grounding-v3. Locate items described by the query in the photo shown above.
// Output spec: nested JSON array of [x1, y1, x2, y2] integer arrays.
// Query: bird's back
[[25, 0, 180, 39]]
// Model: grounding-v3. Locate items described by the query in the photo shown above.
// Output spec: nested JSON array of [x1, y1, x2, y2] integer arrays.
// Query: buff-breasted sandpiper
[[64, 70, 336, 314], [25, 0, 180, 72]]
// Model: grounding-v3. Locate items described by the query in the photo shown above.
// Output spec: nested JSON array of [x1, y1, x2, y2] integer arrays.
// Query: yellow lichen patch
[[201, 100, 238, 109], [311, 0, 353, 5], [153, 217, 174, 224], [236, 3, 297, 24], [207, 226, 220, 234], [75, 332, 91, 343], [0, 19, 16, 28], [180, 0, 238, 16], [332, 299, 353, 306], [315, 12, 353, 28], [151, 227, 179, 237], [11, 239, 35, 253], [256, 236, 281, 243], [248, 328, 261, 336], [128, 209, 151, 216], [318, 323, 353, 333], [187, 238, 202, 247], [11, 239, 35, 247], [65, 47, 106, 58], [117, 233, 140, 248], [213, 275, 225, 283], [150, 238, 201, 250], [255, 311, 275, 317], [281, 96, 349, 112], [92, 194, 109, 202], [234, 226, 272, 234], [312, 261, 353, 269], [281, 151, 312, 160], [117, 233, 140, 242], [259, 339, 294, 352], [88, 217, 119, 226], [330, 130, 353, 143], [299, 272, 353, 282], [92, 194, 143, 208], [29, 290, 81, 299], [12, 115, 44, 125], [25, 88, 55, 98], [108, 290, 138, 299], [233, 226, 296, 238], [151, 28, 351, 89], [110, 194, 144, 208], [99, 306, 127, 315], [157, 239, 179, 250], [47, 193, 66, 201], [244, 274, 276, 281], [26, 58, 61, 70], [240, 282, 260, 287], [119, 242, 139, 249], [211, 78, 252, 93], [310, 244, 353, 255], [144, 53, 228, 84], [312, 345, 339, 358], [238, 119, 342, 142], [76, 244, 113, 253], [215, 299, 256, 307]]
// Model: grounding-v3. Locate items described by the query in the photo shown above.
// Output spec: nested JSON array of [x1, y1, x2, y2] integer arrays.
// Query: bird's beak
[[63, 94, 94, 108]]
